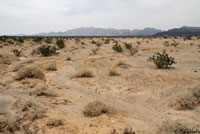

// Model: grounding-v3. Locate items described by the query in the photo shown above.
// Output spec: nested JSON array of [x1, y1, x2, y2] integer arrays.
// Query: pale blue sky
[[0, 0, 200, 34]]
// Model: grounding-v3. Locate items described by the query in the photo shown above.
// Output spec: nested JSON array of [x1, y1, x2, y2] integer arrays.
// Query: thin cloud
[[0, 0, 200, 34]]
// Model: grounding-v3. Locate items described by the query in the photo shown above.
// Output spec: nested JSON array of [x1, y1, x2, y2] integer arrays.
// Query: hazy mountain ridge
[[32, 27, 162, 36], [155, 26, 200, 36]]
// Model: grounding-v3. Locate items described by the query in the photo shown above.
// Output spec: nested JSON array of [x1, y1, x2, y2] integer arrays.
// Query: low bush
[[45, 62, 57, 71], [112, 44, 123, 52], [148, 50, 176, 69], [0, 54, 10, 65], [15, 66, 45, 80], [56, 40, 65, 49], [74, 70, 94, 78], [12, 49, 21, 57], [47, 118, 64, 127], [31, 84, 56, 97], [83, 101, 111, 117], [38, 45, 57, 56]]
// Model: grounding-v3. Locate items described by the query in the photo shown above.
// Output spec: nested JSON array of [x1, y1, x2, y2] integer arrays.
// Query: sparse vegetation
[[83, 101, 112, 117], [109, 69, 120, 76], [31, 84, 56, 97], [0, 54, 10, 65], [12, 49, 22, 56], [112, 43, 123, 52], [155, 120, 192, 134], [171, 41, 179, 47], [123, 128, 136, 134], [22, 101, 45, 121], [12, 64, 24, 72], [56, 39, 65, 49], [47, 118, 64, 127], [74, 69, 94, 78], [171, 85, 200, 110], [148, 50, 176, 69], [15, 66, 45, 80], [45, 62, 57, 71], [38, 45, 57, 56]]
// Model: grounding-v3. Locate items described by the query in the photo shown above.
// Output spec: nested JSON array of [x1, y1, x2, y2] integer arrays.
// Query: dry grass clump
[[22, 101, 45, 121], [123, 128, 136, 134], [45, 62, 57, 71], [83, 100, 112, 117], [31, 84, 56, 97], [47, 118, 64, 127], [171, 85, 200, 110], [171, 92, 197, 110], [12, 64, 24, 72], [0, 115, 8, 132], [15, 66, 45, 80], [0, 54, 10, 65], [74, 69, 94, 78], [155, 120, 192, 134]]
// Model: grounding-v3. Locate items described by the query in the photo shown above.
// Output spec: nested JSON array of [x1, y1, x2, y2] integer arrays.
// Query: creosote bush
[[12, 49, 22, 57], [112, 43, 123, 52], [15, 66, 45, 80], [56, 39, 65, 49], [148, 50, 176, 69], [83, 101, 112, 117], [38, 45, 57, 56]]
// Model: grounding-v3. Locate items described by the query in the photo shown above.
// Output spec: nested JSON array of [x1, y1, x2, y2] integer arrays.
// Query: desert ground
[[0, 36, 200, 134]]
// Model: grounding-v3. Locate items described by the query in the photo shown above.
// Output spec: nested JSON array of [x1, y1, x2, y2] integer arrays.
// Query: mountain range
[[32, 27, 162, 36], [12, 26, 200, 36]]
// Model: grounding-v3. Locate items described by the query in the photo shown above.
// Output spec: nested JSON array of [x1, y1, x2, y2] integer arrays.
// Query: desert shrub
[[47, 118, 64, 127], [38, 45, 57, 56], [56, 40, 65, 49], [155, 120, 191, 134], [0, 54, 10, 65], [95, 41, 103, 47], [124, 42, 132, 49], [117, 61, 131, 69], [171, 92, 197, 110], [184, 36, 192, 41], [0, 116, 8, 132], [123, 128, 135, 134], [31, 84, 56, 97], [91, 40, 96, 44], [109, 69, 120, 76], [83, 101, 111, 117], [171, 41, 179, 47], [45, 62, 57, 71], [129, 47, 138, 56], [164, 41, 170, 47], [31, 48, 40, 55], [12, 64, 24, 72], [44, 38, 52, 44], [33, 37, 43, 43], [22, 101, 45, 121], [12, 49, 21, 57], [15, 66, 45, 80], [104, 39, 110, 44], [192, 84, 200, 103], [17, 38, 24, 43], [7, 40, 14, 44], [75, 70, 94, 78], [137, 41, 141, 44], [112, 44, 123, 52], [148, 50, 176, 69]]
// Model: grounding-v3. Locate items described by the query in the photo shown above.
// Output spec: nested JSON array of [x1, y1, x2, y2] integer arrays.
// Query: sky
[[0, 0, 200, 35]]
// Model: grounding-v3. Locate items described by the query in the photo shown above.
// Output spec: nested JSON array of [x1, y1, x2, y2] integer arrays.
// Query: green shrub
[[33, 37, 43, 43], [12, 49, 21, 57], [124, 42, 132, 49], [17, 38, 24, 43], [148, 50, 176, 69], [112, 44, 123, 52], [104, 39, 110, 44], [44, 38, 52, 44], [38, 45, 56, 56], [56, 40, 65, 49]]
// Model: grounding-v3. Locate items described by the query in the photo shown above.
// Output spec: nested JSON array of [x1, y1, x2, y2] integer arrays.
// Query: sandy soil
[[0, 36, 200, 134]]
